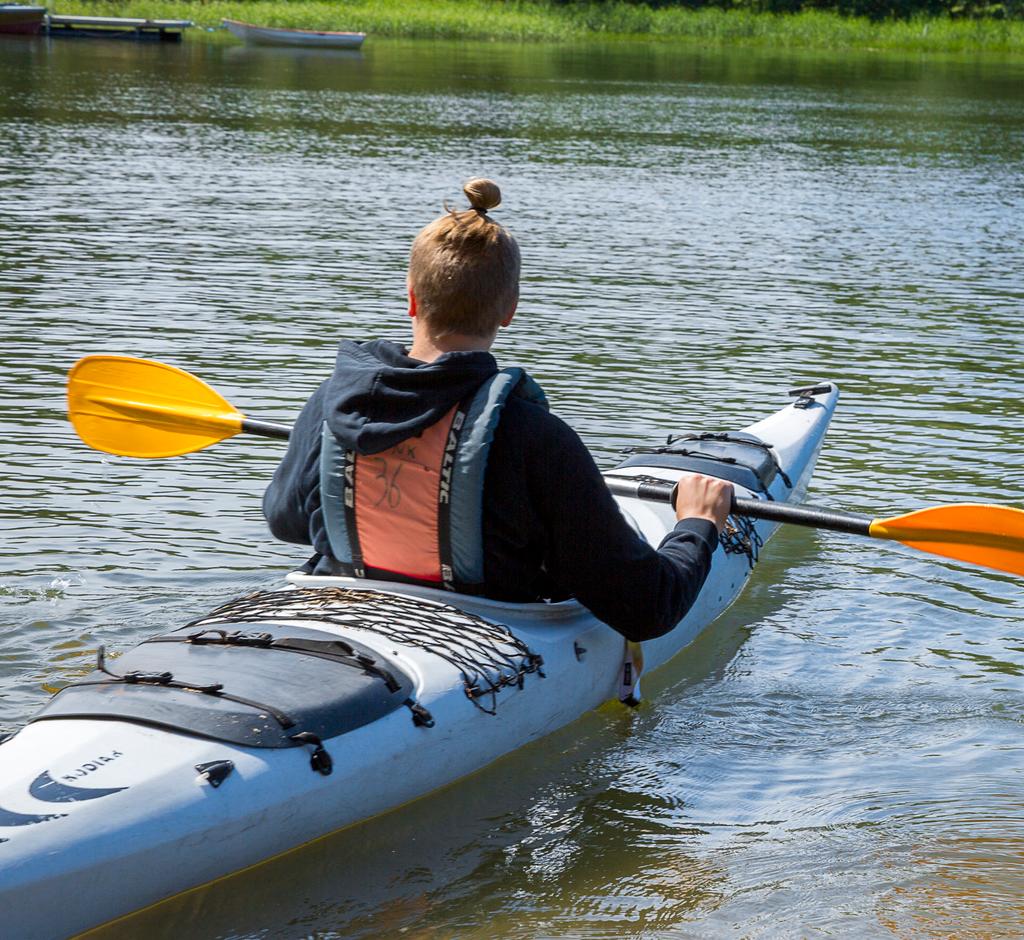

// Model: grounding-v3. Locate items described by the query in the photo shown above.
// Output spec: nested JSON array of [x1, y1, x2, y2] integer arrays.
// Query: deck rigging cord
[[192, 588, 546, 715]]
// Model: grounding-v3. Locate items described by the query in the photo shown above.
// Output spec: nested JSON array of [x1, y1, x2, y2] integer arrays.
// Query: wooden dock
[[46, 13, 193, 41]]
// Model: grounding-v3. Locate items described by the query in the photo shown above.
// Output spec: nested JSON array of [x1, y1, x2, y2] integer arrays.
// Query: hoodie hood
[[323, 339, 498, 455]]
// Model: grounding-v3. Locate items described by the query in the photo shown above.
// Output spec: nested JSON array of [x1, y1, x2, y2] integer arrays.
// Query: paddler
[[263, 178, 732, 642]]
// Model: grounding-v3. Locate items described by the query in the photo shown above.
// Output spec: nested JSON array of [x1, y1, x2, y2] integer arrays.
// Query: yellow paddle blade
[[870, 504, 1024, 577], [68, 356, 245, 458]]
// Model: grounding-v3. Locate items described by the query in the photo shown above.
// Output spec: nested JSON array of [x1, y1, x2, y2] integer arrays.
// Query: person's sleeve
[[534, 415, 719, 643], [262, 383, 328, 545]]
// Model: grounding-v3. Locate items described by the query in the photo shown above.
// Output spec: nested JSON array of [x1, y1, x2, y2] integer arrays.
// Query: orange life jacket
[[320, 368, 547, 593]]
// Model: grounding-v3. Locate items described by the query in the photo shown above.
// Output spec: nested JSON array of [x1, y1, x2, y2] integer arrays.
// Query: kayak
[[0, 382, 838, 938]]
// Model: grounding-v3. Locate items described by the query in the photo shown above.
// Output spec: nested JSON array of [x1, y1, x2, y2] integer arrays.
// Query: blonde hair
[[408, 178, 521, 339]]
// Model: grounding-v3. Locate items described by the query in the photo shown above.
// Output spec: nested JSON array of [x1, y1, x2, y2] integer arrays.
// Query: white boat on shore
[[222, 18, 365, 49]]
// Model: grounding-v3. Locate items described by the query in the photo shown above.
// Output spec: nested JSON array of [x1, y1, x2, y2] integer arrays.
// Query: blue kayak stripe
[[0, 805, 66, 827]]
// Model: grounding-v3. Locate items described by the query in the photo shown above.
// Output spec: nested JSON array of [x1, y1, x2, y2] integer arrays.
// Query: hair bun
[[463, 178, 501, 212]]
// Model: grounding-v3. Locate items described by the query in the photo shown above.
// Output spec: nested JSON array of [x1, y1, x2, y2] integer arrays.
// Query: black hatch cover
[[31, 622, 415, 748], [615, 431, 784, 493]]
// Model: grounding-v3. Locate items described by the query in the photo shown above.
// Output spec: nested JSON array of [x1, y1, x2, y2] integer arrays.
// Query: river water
[[2, 33, 1023, 938]]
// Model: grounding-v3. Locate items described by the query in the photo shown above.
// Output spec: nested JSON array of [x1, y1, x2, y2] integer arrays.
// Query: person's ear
[[408, 283, 417, 319], [499, 300, 517, 328]]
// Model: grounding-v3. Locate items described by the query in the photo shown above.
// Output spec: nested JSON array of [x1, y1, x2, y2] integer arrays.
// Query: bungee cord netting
[[719, 514, 764, 568], [189, 588, 545, 715]]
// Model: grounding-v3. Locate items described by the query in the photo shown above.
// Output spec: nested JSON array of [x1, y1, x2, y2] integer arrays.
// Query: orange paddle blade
[[67, 356, 245, 458], [870, 504, 1024, 577]]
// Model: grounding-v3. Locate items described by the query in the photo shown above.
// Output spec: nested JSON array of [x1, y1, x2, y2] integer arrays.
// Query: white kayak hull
[[0, 384, 838, 938], [222, 18, 366, 49]]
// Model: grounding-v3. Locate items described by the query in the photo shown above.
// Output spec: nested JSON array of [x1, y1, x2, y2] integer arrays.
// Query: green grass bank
[[55, 0, 1024, 53]]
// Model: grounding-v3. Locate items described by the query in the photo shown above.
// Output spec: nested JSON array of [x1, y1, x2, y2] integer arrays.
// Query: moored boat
[[222, 18, 365, 49], [0, 382, 838, 938], [0, 4, 46, 35]]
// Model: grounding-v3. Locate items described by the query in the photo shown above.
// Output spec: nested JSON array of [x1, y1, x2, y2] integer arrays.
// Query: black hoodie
[[263, 339, 718, 642]]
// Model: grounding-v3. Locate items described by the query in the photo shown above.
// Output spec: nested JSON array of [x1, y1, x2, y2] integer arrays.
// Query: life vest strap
[[342, 447, 366, 579], [320, 423, 357, 576], [436, 401, 470, 592], [447, 368, 522, 585]]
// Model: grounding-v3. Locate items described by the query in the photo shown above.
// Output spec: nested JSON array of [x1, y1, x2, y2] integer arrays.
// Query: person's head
[[407, 178, 521, 340]]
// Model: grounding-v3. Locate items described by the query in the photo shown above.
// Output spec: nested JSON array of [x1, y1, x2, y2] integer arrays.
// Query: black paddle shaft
[[241, 418, 292, 441], [603, 475, 872, 536], [243, 420, 870, 537]]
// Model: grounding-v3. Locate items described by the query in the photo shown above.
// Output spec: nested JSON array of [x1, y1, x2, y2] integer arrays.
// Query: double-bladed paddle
[[66, 354, 1024, 578]]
